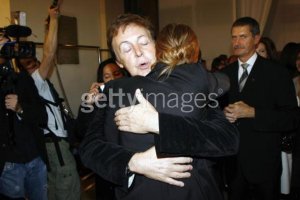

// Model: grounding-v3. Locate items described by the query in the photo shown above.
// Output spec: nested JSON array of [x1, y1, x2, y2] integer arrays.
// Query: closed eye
[[120, 43, 132, 53], [138, 36, 150, 45]]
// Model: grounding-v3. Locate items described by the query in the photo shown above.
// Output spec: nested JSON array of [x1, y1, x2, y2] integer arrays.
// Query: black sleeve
[[74, 104, 96, 141], [207, 72, 230, 98], [79, 88, 134, 186], [17, 72, 47, 127], [155, 106, 239, 157], [254, 67, 299, 132]]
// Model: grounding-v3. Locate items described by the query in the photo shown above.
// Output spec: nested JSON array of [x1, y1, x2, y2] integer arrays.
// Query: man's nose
[[232, 38, 240, 46], [133, 45, 143, 57]]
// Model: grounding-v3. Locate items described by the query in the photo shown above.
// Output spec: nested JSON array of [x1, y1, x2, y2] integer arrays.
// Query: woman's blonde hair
[[156, 23, 200, 76]]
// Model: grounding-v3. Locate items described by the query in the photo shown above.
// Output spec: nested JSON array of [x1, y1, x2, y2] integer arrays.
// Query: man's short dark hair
[[232, 17, 260, 36]]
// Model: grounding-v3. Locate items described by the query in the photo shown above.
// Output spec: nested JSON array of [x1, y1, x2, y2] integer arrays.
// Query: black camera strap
[[39, 79, 68, 167]]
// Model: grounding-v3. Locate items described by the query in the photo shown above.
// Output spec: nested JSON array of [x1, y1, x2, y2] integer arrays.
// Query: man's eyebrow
[[119, 41, 130, 46], [137, 35, 146, 39]]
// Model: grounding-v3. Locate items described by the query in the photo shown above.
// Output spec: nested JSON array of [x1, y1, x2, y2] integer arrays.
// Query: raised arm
[[38, 6, 59, 79]]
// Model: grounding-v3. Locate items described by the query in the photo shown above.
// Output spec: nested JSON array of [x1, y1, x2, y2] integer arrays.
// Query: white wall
[[159, 0, 233, 67], [265, 0, 300, 51], [105, 0, 234, 67], [0, 0, 11, 27], [10, 0, 100, 116], [159, 0, 300, 65]]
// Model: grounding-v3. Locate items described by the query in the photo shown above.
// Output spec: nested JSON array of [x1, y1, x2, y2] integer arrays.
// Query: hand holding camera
[[5, 94, 20, 112]]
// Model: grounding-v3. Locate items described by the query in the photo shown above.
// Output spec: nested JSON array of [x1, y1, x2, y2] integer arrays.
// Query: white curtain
[[232, 0, 273, 34]]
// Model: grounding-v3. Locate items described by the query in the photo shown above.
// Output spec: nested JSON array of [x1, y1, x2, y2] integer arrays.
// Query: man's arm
[[38, 6, 59, 80], [7, 72, 48, 125], [252, 68, 299, 132], [115, 89, 239, 157], [224, 67, 299, 132], [79, 102, 193, 187]]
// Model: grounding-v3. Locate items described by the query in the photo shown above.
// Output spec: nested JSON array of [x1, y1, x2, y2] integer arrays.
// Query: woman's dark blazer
[[80, 62, 239, 200]]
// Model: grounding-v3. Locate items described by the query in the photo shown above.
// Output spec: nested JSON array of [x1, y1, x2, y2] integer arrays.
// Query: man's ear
[[254, 34, 261, 45], [116, 60, 124, 69]]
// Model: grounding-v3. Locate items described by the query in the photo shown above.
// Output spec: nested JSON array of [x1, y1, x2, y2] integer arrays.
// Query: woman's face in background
[[102, 63, 124, 83], [256, 42, 268, 59]]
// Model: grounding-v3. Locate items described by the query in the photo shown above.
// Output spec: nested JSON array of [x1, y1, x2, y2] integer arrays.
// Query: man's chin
[[137, 69, 151, 77]]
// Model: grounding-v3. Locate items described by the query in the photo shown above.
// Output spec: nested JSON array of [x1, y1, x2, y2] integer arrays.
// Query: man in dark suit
[[80, 14, 239, 199], [222, 17, 298, 200]]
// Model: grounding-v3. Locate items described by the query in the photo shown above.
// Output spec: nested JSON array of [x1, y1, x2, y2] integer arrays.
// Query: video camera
[[0, 25, 34, 93], [0, 25, 35, 59]]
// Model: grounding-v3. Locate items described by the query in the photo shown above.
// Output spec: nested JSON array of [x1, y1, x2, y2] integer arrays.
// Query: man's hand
[[128, 146, 193, 187], [5, 94, 20, 112], [115, 89, 159, 134], [224, 101, 255, 123]]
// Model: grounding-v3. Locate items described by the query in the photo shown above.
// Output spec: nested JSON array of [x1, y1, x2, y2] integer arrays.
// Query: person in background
[[0, 35, 48, 199], [227, 55, 238, 65], [17, 3, 81, 200], [257, 37, 294, 198], [75, 58, 126, 200], [222, 17, 298, 200], [97, 58, 127, 84], [256, 37, 278, 61], [211, 54, 228, 72], [280, 42, 300, 199]]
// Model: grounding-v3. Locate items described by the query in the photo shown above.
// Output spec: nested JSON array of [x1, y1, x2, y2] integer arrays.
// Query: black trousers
[[95, 175, 115, 200], [228, 166, 280, 200]]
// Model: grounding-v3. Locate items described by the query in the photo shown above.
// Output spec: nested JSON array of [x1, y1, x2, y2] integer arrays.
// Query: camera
[[0, 25, 34, 93], [0, 41, 35, 59], [0, 25, 35, 59]]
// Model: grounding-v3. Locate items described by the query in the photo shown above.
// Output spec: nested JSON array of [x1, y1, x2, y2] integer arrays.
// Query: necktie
[[239, 63, 249, 92]]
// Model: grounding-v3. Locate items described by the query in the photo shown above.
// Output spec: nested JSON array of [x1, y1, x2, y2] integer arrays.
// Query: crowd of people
[[0, 2, 299, 200]]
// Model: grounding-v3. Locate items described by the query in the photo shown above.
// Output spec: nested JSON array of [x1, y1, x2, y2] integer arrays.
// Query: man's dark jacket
[[0, 70, 48, 175], [221, 56, 298, 183]]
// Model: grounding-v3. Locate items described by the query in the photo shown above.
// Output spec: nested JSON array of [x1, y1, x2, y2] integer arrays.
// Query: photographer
[[17, 3, 81, 200], [0, 35, 48, 199]]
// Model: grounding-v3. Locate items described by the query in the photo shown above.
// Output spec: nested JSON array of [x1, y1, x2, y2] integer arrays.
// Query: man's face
[[19, 58, 40, 74], [231, 25, 260, 62], [112, 24, 156, 77]]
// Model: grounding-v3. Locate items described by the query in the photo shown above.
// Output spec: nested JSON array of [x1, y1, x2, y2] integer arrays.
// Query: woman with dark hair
[[280, 42, 300, 78], [75, 58, 126, 200], [279, 42, 300, 198], [280, 42, 300, 199], [256, 37, 278, 60], [96, 58, 127, 83]]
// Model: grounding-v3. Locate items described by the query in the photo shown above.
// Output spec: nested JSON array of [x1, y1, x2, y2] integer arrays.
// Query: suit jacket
[[222, 55, 298, 183], [80, 62, 239, 200], [0, 70, 48, 175]]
